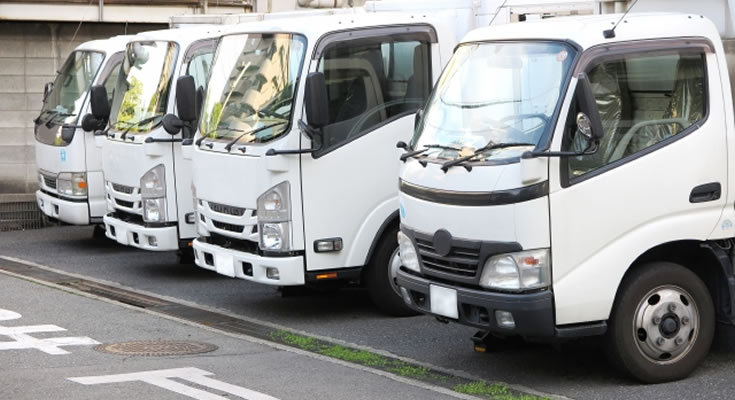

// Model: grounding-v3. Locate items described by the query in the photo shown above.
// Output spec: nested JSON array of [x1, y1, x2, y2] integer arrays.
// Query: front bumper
[[103, 213, 179, 251], [36, 190, 90, 225], [193, 238, 305, 285], [396, 269, 555, 337]]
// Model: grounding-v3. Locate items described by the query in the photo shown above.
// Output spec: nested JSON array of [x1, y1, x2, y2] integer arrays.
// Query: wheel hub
[[633, 285, 699, 364]]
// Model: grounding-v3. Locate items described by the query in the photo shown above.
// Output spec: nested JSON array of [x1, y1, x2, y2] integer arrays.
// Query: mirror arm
[[145, 137, 183, 143], [265, 147, 319, 156], [182, 138, 194, 146], [522, 140, 599, 159]]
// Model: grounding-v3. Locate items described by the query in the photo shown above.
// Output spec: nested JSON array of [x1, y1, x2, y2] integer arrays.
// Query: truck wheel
[[92, 224, 106, 239], [365, 227, 418, 317], [177, 248, 195, 265], [605, 262, 714, 383]]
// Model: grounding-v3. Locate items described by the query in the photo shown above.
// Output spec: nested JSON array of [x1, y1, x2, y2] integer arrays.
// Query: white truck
[[83, 26, 224, 259], [395, 0, 735, 383], [35, 36, 130, 231], [183, 1, 498, 315]]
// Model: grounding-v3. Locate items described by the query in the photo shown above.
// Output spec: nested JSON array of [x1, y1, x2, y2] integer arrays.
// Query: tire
[[177, 248, 195, 265], [605, 261, 714, 383], [364, 227, 418, 317], [92, 224, 107, 239]]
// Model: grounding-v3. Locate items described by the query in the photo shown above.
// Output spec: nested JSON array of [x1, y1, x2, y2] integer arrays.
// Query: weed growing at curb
[[270, 330, 549, 400]]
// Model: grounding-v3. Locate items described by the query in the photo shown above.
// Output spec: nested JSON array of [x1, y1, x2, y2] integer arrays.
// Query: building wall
[[0, 21, 163, 194]]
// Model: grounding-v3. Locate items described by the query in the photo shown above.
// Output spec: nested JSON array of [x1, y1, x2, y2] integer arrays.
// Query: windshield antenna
[[603, 0, 639, 39], [487, 0, 510, 26]]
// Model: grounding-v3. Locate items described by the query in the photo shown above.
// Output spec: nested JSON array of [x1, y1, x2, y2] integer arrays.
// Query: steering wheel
[[345, 98, 426, 139], [497, 113, 549, 136]]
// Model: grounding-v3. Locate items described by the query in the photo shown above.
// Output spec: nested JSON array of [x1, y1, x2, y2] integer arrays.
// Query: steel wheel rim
[[388, 247, 402, 296], [632, 284, 699, 365]]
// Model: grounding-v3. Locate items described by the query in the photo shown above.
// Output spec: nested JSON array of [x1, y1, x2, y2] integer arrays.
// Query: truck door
[[299, 26, 435, 272], [175, 39, 217, 240], [549, 41, 727, 325]]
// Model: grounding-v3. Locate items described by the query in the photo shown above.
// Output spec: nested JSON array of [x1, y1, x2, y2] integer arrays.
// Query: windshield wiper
[[196, 127, 245, 147], [119, 114, 165, 140], [424, 144, 464, 152], [36, 109, 76, 125], [440, 142, 535, 172], [224, 121, 287, 152]]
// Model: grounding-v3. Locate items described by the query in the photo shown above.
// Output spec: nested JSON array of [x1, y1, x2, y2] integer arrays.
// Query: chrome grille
[[112, 183, 134, 194], [212, 220, 245, 233], [415, 238, 481, 278], [208, 201, 246, 216], [43, 176, 57, 190]]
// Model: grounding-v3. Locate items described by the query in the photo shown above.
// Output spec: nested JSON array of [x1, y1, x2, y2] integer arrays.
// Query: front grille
[[415, 238, 481, 278], [205, 233, 260, 255], [43, 176, 57, 190], [112, 183, 134, 194], [208, 201, 246, 216], [115, 199, 134, 208], [212, 220, 244, 233]]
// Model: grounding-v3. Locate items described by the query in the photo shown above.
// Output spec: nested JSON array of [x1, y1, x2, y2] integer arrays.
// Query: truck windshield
[[413, 41, 576, 161], [36, 50, 104, 146], [109, 41, 178, 135], [199, 33, 306, 147]]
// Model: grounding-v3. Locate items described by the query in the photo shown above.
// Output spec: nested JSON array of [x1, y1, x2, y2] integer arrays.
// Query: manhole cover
[[94, 340, 218, 356]]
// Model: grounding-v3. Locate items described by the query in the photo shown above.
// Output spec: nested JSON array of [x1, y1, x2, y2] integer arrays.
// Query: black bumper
[[396, 269, 555, 337]]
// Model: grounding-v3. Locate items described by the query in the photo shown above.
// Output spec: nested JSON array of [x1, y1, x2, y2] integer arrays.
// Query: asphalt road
[[0, 269, 461, 400], [3, 225, 735, 399]]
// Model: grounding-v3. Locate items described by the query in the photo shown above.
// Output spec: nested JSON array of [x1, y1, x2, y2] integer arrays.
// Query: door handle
[[689, 182, 721, 203]]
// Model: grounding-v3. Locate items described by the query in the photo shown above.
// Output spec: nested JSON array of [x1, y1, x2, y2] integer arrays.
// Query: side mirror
[[89, 85, 110, 120], [176, 75, 197, 122], [304, 72, 328, 129], [163, 76, 197, 136], [575, 72, 603, 142], [43, 82, 54, 102], [81, 113, 102, 132], [162, 113, 184, 135]]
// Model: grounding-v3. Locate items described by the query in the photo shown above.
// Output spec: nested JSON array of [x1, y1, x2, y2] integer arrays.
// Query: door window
[[316, 37, 431, 153], [103, 60, 122, 105], [566, 51, 706, 178]]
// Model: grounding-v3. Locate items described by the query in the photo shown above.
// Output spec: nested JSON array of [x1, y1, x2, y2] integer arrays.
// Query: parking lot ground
[[3, 225, 735, 399], [0, 269, 519, 400]]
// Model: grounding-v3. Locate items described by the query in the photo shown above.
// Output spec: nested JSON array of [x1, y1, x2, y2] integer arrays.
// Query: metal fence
[[0, 201, 49, 232]]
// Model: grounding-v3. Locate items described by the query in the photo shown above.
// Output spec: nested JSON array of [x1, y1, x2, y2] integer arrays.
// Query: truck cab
[[188, 10, 469, 315], [35, 36, 130, 227], [94, 27, 222, 254], [396, 7, 735, 383]]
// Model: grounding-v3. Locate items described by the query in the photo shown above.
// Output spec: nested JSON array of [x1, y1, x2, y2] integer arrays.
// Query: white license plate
[[429, 284, 458, 319], [215, 254, 236, 278]]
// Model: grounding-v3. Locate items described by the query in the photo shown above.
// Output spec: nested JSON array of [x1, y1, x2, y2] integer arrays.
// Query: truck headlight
[[257, 182, 291, 251], [141, 164, 167, 223], [57, 172, 87, 197], [143, 198, 166, 223], [397, 231, 420, 273], [479, 249, 550, 291]]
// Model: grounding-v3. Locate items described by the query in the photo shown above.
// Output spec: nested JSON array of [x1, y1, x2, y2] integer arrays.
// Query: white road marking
[[0, 307, 100, 355], [68, 367, 280, 400]]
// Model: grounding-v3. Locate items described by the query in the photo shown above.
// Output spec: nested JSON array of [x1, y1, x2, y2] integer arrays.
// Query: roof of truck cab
[[218, 11, 444, 42], [75, 34, 135, 54], [129, 25, 226, 47], [461, 13, 721, 51]]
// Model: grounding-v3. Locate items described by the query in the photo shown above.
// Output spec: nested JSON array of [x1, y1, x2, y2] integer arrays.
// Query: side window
[[187, 51, 214, 91], [317, 37, 431, 153], [102, 61, 122, 106], [567, 51, 706, 178]]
